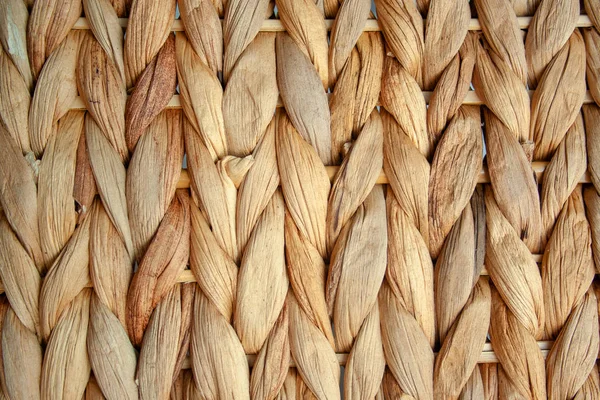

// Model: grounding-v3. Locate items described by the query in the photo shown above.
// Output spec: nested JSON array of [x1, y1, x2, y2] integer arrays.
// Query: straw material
[[0, 0, 599, 399]]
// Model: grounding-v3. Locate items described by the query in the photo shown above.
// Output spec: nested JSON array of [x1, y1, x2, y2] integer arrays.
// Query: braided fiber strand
[[76, 1, 139, 397], [426, 30, 490, 400], [179, 0, 289, 397], [376, 3, 435, 394], [122, 1, 195, 397], [228, 27, 288, 393], [0, 3, 42, 391], [434, 189, 490, 400], [584, 0, 600, 275], [474, 0, 547, 396], [37, 110, 91, 400], [76, 3, 138, 399], [524, 1, 599, 397], [376, 0, 486, 397], [0, 1, 89, 397], [326, 4, 387, 398], [276, 0, 349, 395], [582, 0, 600, 395], [0, 139, 43, 398]]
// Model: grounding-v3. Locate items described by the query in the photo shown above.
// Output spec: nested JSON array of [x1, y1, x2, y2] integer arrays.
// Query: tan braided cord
[[0, 0, 600, 399]]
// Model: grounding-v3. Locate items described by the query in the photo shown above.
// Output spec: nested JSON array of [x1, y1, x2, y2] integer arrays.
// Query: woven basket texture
[[0, 0, 600, 398]]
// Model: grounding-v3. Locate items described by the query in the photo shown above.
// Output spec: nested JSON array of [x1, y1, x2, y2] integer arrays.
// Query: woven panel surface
[[0, 0, 599, 398]]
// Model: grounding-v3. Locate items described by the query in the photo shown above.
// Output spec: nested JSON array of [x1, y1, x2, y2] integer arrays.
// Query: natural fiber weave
[[0, 0, 599, 398]]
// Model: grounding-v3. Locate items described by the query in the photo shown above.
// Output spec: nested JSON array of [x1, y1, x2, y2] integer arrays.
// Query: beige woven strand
[[34, 30, 94, 400], [376, 0, 434, 394], [0, 1, 44, 397], [380, 0, 489, 398], [583, 0, 600, 275], [37, 110, 91, 400], [223, 2, 290, 396], [179, 0, 289, 397], [434, 189, 490, 399], [0, 131, 43, 399], [78, 14, 131, 400], [412, 4, 490, 398], [178, 14, 251, 398], [375, 0, 480, 397], [473, 0, 547, 397], [121, 1, 195, 397], [473, 0, 542, 250], [275, 0, 343, 396], [522, 0, 600, 396], [0, 1, 90, 397], [325, 2, 387, 398], [426, 30, 490, 400], [76, 1, 139, 397], [581, 0, 600, 395]]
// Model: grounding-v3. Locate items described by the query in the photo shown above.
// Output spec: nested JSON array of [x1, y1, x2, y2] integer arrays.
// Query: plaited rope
[[123, 1, 194, 398], [375, 0, 489, 397], [476, 0, 600, 398], [525, 1, 599, 397], [275, 0, 347, 396], [76, 1, 136, 398], [178, 0, 288, 398], [474, 0, 546, 397], [0, 1, 86, 398], [325, 2, 387, 398], [582, 0, 600, 397]]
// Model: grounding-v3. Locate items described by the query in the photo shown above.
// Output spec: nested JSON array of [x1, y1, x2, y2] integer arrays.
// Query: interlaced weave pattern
[[0, 0, 599, 399]]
